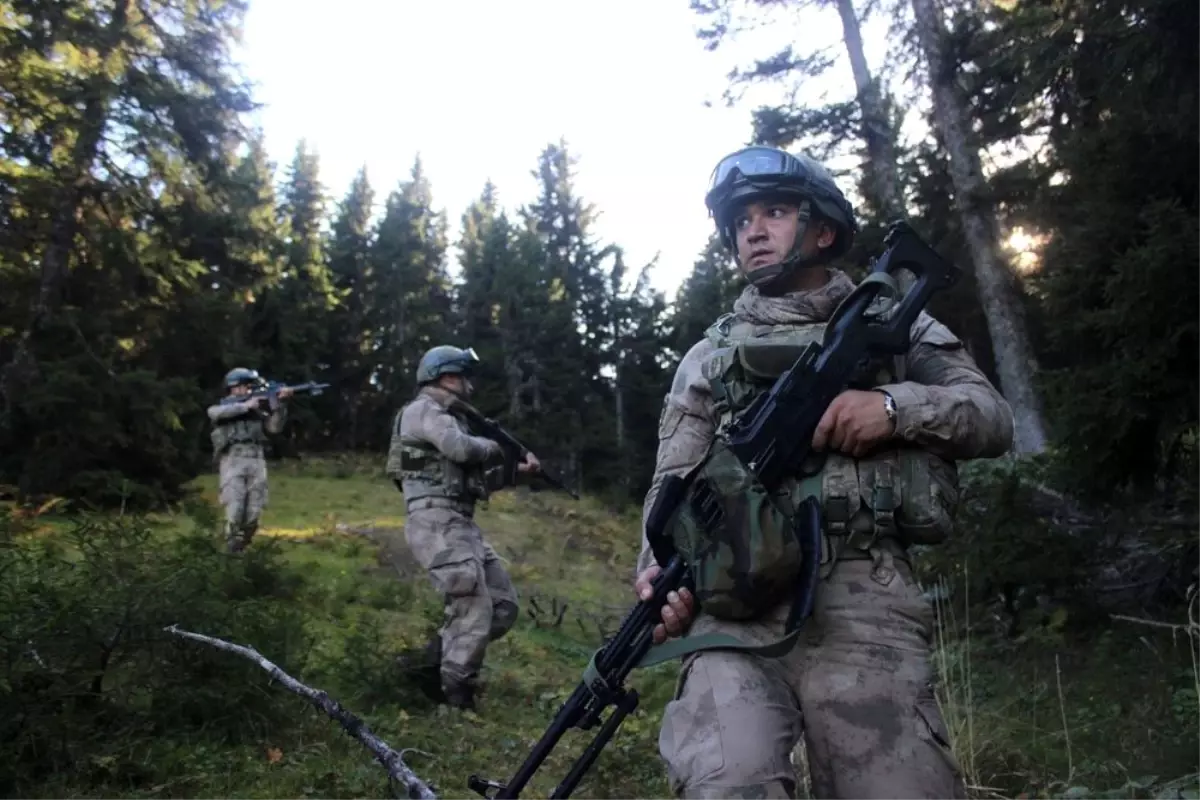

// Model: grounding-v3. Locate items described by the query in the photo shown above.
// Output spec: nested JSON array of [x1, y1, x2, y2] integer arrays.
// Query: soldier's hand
[[635, 565, 695, 644], [516, 451, 541, 474], [278, 387, 294, 400], [812, 388, 896, 458], [249, 396, 269, 410]]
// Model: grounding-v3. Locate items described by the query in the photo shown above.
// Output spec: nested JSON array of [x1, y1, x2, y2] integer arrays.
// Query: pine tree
[[324, 166, 376, 449]]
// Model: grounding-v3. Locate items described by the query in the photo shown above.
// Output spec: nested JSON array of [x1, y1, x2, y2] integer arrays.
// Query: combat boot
[[397, 634, 444, 703], [442, 681, 476, 712], [226, 531, 245, 554]]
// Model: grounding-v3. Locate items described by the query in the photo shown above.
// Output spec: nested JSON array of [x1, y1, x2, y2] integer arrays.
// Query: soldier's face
[[440, 374, 473, 398], [231, 384, 251, 396], [733, 201, 834, 275]]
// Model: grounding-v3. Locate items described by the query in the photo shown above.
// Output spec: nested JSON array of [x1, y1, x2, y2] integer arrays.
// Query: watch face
[[881, 392, 897, 420]]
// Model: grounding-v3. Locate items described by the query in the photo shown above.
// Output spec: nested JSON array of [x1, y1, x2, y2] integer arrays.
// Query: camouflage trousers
[[403, 499, 519, 691], [658, 554, 965, 799], [218, 445, 269, 553]]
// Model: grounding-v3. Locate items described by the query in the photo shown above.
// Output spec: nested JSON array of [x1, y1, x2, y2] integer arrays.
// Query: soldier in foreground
[[635, 147, 1015, 798], [388, 345, 541, 711], [207, 367, 292, 554]]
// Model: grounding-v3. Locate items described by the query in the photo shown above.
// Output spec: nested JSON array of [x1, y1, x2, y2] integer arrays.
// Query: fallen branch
[[1108, 578, 1200, 642], [1108, 585, 1195, 714], [164, 624, 438, 799]]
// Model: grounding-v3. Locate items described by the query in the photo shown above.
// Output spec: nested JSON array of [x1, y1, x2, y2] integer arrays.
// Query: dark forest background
[[1, 0, 1195, 511]]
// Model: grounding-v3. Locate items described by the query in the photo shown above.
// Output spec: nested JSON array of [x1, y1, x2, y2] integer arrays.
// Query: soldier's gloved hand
[[516, 451, 541, 474], [635, 565, 695, 644], [812, 388, 897, 458], [249, 396, 269, 410]]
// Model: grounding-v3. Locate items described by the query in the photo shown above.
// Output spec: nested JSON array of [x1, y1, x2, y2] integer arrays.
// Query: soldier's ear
[[815, 222, 836, 249]]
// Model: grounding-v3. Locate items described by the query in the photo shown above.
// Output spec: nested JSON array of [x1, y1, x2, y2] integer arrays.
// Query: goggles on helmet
[[449, 347, 480, 372], [705, 147, 815, 209]]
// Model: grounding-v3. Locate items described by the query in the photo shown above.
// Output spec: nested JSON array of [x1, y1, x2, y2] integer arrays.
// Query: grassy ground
[[4, 455, 1198, 799], [7, 455, 686, 800]]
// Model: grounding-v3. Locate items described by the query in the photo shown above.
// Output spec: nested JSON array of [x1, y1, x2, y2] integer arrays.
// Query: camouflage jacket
[[206, 397, 286, 456], [637, 268, 1015, 574], [389, 386, 505, 504]]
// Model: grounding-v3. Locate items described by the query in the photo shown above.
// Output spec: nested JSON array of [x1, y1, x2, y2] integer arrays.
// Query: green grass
[[47, 456, 678, 799], [5, 455, 1198, 799]]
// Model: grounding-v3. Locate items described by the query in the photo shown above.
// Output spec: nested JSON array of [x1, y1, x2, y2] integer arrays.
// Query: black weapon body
[[449, 398, 580, 500], [220, 379, 331, 414]]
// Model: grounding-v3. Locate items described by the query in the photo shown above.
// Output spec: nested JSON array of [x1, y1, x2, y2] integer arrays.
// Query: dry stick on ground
[[164, 624, 438, 800], [1108, 585, 1200, 714]]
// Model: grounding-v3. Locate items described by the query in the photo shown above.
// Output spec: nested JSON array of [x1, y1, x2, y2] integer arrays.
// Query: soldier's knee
[[430, 557, 482, 598], [489, 599, 518, 640], [661, 653, 798, 798]]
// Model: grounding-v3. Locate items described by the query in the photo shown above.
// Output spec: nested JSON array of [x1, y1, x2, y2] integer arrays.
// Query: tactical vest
[[657, 311, 960, 626], [386, 406, 489, 505], [210, 408, 267, 456]]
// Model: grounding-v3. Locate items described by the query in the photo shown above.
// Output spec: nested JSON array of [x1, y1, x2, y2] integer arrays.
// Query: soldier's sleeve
[[876, 312, 1015, 461], [206, 400, 254, 422], [412, 400, 503, 464], [636, 340, 718, 575]]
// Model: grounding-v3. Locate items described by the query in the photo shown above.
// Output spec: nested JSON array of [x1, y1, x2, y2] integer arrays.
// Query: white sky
[[234, 0, 892, 301]]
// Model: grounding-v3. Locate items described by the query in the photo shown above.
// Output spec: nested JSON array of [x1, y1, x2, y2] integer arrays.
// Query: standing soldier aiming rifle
[[207, 367, 293, 554], [388, 345, 542, 711], [633, 147, 1016, 799]]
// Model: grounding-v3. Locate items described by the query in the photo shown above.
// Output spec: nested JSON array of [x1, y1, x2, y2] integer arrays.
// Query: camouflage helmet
[[224, 367, 261, 388], [704, 146, 858, 263], [415, 345, 480, 385]]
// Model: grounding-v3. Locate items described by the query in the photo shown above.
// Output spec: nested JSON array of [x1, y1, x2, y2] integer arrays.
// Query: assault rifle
[[221, 379, 331, 414], [465, 221, 962, 799], [448, 398, 580, 500]]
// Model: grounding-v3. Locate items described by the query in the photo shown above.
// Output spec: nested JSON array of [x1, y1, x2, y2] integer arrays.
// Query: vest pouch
[[662, 437, 805, 621], [853, 451, 903, 543], [735, 339, 815, 381], [894, 448, 959, 545], [832, 447, 959, 549], [385, 414, 407, 478], [440, 459, 474, 502], [814, 452, 864, 537]]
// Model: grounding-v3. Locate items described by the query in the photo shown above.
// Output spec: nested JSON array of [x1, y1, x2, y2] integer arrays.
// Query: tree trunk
[[2, 0, 131, 402], [615, 349, 629, 493], [835, 0, 905, 221], [505, 353, 523, 418], [910, 0, 1049, 454]]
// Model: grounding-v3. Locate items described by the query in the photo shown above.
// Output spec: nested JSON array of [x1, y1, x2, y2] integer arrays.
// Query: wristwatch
[[876, 389, 898, 428]]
